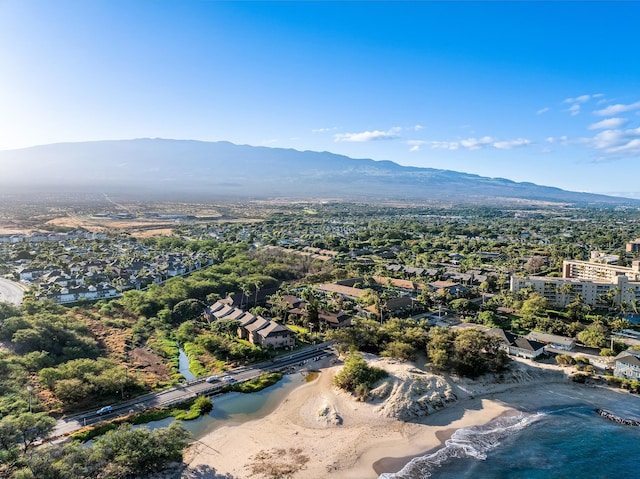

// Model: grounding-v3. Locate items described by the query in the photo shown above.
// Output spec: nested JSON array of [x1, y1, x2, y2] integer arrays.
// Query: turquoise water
[[381, 403, 640, 479], [135, 372, 308, 438]]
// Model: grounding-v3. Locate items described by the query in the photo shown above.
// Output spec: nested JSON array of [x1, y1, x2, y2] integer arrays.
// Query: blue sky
[[1, 1, 640, 197]]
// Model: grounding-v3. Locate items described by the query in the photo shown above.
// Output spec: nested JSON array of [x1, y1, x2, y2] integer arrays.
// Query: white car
[[222, 375, 235, 382], [206, 375, 220, 383]]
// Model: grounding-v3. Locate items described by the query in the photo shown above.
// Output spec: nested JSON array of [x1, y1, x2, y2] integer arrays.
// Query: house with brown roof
[[318, 311, 351, 328], [203, 301, 235, 322], [237, 313, 259, 340], [255, 322, 295, 349], [244, 316, 271, 343], [316, 283, 366, 299]]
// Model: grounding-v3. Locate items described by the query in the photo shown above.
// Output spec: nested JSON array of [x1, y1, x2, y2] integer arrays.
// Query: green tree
[[426, 327, 455, 371], [453, 328, 508, 377], [171, 299, 205, 324], [0, 412, 55, 455], [211, 319, 241, 338], [333, 352, 387, 397], [520, 293, 548, 320], [381, 341, 416, 361]]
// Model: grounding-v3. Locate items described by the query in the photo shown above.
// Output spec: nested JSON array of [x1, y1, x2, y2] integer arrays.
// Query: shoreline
[[372, 406, 524, 476], [182, 358, 640, 479], [371, 428, 456, 475]]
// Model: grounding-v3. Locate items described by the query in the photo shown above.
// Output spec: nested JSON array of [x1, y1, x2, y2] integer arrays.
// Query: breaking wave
[[379, 412, 544, 479]]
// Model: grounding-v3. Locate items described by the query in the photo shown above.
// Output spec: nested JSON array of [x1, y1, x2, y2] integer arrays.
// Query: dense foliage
[[427, 327, 509, 377], [333, 352, 388, 400], [1, 422, 189, 479]]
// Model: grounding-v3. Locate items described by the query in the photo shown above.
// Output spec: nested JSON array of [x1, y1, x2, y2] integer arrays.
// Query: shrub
[[333, 353, 387, 397], [555, 354, 575, 366], [226, 373, 283, 393]]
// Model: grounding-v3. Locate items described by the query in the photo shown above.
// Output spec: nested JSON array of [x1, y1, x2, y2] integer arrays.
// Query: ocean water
[[381, 403, 640, 479]]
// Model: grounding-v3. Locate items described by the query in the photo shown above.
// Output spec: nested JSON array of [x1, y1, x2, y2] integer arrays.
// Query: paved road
[[0, 277, 27, 306], [52, 342, 336, 437]]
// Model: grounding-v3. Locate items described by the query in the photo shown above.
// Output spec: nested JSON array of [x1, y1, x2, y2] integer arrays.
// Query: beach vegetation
[[225, 372, 283, 393], [427, 327, 508, 377], [247, 447, 309, 479], [333, 352, 387, 399], [555, 354, 576, 366]]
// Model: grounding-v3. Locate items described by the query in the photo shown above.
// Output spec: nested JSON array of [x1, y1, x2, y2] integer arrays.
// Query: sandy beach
[[181, 356, 639, 479]]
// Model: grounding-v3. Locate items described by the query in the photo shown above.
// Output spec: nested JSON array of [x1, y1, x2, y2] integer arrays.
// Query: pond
[[133, 371, 311, 440]]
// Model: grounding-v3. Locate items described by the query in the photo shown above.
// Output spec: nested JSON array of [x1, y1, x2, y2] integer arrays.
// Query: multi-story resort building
[[510, 255, 640, 309], [626, 239, 640, 254]]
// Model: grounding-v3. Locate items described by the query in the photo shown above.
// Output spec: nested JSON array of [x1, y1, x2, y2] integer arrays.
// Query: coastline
[[181, 357, 640, 479]]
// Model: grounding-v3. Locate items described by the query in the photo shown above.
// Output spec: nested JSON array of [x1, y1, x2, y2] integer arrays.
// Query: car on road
[[222, 375, 235, 382], [206, 375, 220, 383], [96, 405, 113, 415]]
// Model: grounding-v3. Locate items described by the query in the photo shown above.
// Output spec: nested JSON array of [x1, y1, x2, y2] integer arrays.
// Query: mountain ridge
[[0, 138, 635, 206]]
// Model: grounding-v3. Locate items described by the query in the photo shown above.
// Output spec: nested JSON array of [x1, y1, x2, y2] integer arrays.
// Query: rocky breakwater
[[596, 408, 640, 426]]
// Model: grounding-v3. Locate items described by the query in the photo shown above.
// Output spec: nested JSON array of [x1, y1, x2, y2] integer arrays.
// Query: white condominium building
[[510, 258, 640, 309]]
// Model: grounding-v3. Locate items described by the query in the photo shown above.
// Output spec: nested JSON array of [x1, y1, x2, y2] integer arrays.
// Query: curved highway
[[0, 277, 27, 306]]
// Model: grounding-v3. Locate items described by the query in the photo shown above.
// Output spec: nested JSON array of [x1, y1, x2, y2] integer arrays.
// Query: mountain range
[[0, 139, 635, 206]]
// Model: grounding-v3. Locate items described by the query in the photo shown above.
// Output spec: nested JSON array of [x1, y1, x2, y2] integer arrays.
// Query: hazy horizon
[[1, 1, 639, 196]]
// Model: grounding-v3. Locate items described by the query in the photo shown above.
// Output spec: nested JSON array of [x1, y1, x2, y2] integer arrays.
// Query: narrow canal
[[177, 346, 196, 381]]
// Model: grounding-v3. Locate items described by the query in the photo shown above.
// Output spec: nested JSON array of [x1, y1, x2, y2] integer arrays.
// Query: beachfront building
[[526, 332, 576, 351], [486, 328, 546, 359], [613, 351, 640, 380]]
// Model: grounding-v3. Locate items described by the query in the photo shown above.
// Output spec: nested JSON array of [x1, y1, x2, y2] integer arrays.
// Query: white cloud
[[537, 107, 550, 115], [424, 135, 532, 151], [427, 140, 459, 150], [594, 101, 640, 116], [590, 127, 640, 157], [412, 124, 424, 131], [312, 127, 338, 133], [562, 93, 605, 115], [460, 136, 494, 150], [588, 117, 627, 130], [493, 138, 532, 149], [334, 127, 401, 142], [407, 140, 427, 152], [564, 94, 593, 104], [546, 136, 569, 144]]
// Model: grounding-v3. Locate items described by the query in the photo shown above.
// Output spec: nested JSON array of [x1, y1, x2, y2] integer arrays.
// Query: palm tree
[[254, 280, 262, 307], [558, 283, 574, 307], [240, 283, 251, 310]]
